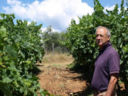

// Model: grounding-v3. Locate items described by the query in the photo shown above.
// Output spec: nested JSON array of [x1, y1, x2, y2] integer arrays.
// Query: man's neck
[[99, 41, 110, 50]]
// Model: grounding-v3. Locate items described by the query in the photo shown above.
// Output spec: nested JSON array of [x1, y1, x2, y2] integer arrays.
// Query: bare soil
[[38, 53, 87, 96]]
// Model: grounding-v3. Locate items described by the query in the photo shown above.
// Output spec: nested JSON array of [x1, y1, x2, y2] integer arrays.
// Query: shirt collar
[[99, 41, 111, 53]]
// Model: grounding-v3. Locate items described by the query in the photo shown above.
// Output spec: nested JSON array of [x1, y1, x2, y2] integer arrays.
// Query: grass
[[42, 52, 74, 68]]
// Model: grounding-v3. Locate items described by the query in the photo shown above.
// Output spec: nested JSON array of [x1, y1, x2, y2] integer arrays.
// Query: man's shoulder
[[107, 46, 119, 56]]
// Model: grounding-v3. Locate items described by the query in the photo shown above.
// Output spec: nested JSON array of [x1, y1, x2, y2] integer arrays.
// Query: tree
[[42, 26, 68, 53]]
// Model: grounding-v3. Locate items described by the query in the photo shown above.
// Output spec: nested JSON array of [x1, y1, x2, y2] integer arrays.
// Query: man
[[91, 26, 120, 96]]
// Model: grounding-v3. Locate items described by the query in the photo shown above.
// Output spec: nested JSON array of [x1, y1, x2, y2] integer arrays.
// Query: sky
[[0, 0, 125, 32]]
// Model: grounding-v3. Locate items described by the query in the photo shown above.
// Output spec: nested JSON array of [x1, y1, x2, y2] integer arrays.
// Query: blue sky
[[0, 0, 124, 32]]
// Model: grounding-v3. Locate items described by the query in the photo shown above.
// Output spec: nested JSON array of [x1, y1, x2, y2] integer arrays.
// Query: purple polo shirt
[[91, 42, 120, 91]]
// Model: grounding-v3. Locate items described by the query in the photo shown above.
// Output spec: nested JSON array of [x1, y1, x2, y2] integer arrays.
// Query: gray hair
[[96, 26, 111, 37]]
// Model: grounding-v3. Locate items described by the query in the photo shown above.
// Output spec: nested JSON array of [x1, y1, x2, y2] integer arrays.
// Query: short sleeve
[[108, 51, 120, 74]]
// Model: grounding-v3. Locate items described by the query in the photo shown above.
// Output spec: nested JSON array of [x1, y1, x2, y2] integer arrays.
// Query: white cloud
[[104, 5, 115, 11], [3, 0, 93, 31], [7, 0, 21, 5], [41, 27, 61, 33], [104, 5, 123, 14]]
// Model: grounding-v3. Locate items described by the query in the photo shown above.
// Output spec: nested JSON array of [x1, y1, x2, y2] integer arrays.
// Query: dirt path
[[38, 53, 127, 96], [37, 53, 87, 96]]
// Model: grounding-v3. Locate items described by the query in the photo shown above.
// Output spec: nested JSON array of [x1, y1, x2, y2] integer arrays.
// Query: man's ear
[[108, 36, 110, 41]]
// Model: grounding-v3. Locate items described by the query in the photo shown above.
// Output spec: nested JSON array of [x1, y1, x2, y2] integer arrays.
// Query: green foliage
[[66, 0, 128, 91], [0, 13, 50, 96], [42, 26, 68, 53], [66, 15, 98, 82]]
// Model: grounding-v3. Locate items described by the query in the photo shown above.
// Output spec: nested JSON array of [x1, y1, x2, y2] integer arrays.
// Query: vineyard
[[0, 14, 49, 96], [0, 0, 128, 96], [65, 0, 128, 95]]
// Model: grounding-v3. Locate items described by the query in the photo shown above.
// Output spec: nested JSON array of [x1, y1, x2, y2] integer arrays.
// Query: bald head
[[96, 26, 111, 37], [96, 26, 110, 48]]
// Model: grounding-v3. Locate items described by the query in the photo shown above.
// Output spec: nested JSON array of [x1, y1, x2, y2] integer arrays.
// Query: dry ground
[[37, 53, 126, 96], [38, 53, 87, 96]]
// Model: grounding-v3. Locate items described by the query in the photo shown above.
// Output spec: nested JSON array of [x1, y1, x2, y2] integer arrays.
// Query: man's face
[[96, 27, 110, 48]]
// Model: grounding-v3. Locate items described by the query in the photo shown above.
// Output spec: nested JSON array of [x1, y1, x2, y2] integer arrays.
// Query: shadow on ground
[[68, 63, 128, 96], [67, 62, 94, 96], [69, 86, 93, 96]]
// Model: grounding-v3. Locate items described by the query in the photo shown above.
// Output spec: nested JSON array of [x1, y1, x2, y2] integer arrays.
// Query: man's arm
[[105, 73, 118, 96]]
